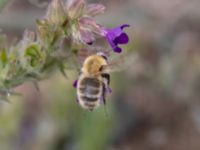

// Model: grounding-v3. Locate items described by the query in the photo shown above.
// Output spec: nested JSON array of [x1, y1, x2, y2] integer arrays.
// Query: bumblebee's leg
[[101, 73, 110, 85], [101, 74, 112, 93], [73, 80, 78, 88], [102, 83, 106, 105], [73, 73, 81, 88], [76, 97, 79, 103], [102, 83, 109, 117]]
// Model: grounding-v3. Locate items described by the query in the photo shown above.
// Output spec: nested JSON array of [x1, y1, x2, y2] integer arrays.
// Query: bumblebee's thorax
[[82, 55, 107, 77]]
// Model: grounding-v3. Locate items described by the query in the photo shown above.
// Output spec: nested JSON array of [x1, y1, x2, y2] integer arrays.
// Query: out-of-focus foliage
[[0, 0, 7, 10]]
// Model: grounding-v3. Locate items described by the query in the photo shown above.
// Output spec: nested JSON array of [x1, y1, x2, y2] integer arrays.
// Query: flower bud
[[79, 27, 95, 44], [36, 19, 48, 41], [66, 0, 85, 19], [79, 16, 102, 35], [23, 44, 45, 70], [22, 29, 35, 44], [46, 0, 67, 25], [70, 24, 82, 44], [19, 30, 36, 53], [86, 4, 105, 16]]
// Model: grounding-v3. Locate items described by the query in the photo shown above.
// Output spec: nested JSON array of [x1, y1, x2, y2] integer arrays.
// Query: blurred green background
[[1, 0, 200, 150]]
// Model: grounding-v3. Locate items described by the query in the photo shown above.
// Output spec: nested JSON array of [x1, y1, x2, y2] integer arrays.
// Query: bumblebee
[[74, 52, 111, 111]]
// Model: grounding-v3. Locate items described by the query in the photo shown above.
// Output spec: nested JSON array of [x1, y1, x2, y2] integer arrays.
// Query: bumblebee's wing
[[103, 52, 140, 73], [74, 45, 139, 72]]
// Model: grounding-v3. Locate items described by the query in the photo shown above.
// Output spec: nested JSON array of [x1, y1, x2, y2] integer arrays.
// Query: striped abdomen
[[77, 76, 103, 111]]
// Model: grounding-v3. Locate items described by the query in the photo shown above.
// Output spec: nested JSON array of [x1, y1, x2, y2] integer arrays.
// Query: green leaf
[[0, 48, 7, 66], [0, 0, 7, 11], [58, 63, 68, 80]]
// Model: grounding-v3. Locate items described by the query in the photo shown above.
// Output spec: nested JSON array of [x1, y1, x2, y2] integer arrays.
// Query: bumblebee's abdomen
[[80, 77, 100, 87], [77, 77, 102, 110], [80, 96, 98, 102], [79, 77, 101, 97]]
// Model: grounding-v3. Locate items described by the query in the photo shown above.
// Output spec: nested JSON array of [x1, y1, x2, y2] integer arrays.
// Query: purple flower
[[103, 24, 130, 53]]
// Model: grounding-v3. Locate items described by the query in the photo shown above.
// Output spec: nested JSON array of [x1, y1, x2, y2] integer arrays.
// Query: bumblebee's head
[[96, 52, 108, 61]]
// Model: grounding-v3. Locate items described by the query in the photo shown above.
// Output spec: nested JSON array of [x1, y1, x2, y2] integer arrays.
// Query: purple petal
[[109, 27, 123, 37], [106, 33, 122, 53], [120, 24, 130, 30], [114, 47, 122, 53], [73, 80, 78, 88], [106, 34, 117, 49], [114, 33, 129, 44]]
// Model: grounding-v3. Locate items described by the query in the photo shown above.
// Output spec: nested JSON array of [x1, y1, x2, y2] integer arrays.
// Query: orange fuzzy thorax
[[82, 55, 107, 77]]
